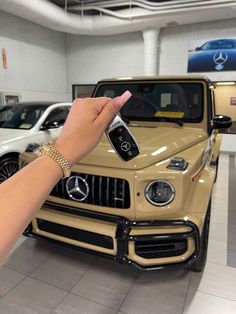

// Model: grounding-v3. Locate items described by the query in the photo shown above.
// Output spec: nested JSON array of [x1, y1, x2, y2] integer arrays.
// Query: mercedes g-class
[[20, 76, 231, 271]]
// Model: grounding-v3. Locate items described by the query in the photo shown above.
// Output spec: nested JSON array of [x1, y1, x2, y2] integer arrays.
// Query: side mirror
[[40, 119, 65, 130], [195, 47, 201, 51], [212, 115, 232, 130]]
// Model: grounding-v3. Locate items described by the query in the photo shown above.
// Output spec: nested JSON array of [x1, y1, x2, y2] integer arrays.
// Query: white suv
[[0, 101, 71, 182]]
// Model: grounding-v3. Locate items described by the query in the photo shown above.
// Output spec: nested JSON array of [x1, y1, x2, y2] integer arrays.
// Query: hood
[[0, 128, 30, 144], [79, 126, 208, 170]]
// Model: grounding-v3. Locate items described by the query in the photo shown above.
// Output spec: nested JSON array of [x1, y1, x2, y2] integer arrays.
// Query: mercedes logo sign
[[66, 176, 89, 201], [213, 51, 228, 70]]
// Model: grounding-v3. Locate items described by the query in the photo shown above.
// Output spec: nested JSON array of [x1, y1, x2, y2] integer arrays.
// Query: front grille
[[51, 172, 130, 209], [37, 219, 113, 249], [135, 238, 187, 259]]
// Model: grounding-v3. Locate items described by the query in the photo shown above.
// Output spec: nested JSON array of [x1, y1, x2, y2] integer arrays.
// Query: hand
[[55, 91, 132, 166]]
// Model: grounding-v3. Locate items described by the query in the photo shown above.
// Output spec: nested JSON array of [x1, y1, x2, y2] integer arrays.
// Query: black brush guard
[[24, 201, 201, 271]]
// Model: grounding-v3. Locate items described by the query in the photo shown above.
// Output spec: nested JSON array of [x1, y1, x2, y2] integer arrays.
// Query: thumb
[[97, 90, 132, 127]]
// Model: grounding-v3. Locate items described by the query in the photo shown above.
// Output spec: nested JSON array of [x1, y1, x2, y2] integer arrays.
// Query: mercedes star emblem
[[213, 51, 228, 70], [66, 176, 89, 201], [121, 141, 131, 152]]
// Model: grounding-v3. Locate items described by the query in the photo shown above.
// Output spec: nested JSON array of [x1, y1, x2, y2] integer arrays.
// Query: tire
[[189, 200, 211, 272], [214, 157, 219, 183], [0, 156, 19, 183]]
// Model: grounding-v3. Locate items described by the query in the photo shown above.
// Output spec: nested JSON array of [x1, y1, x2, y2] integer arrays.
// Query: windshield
[[200, 39, 236, 50], [0, 104, 48, 129], [95, 82, 203, 123]]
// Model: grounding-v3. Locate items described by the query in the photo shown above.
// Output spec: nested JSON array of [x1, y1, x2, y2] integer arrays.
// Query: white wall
[[66, 32, 144, 88], [159, 18, 236, 81], [0, 10, 70, 103]]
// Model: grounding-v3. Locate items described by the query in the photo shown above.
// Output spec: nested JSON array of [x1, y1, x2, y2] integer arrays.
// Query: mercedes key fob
[[106, 115, 140, 161]]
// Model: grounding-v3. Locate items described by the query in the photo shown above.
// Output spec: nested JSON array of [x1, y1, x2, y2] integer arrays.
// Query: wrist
[[35, 141, 71, 178]]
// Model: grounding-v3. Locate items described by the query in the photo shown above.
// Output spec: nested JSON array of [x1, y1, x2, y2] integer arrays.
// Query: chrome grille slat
[[99, 176, 102, 205], [114, 178, 117, 208], [106, 177, 109, 206], [92, 175, 95, 204], [121, 180, 125, 209], [51, 173, 130, 209]]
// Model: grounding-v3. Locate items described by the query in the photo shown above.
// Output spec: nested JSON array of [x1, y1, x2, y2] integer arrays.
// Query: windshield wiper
[[157, 117, 183, 126]]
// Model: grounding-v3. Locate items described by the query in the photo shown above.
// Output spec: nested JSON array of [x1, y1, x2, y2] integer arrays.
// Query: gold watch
[[35, 141, 71, 179]]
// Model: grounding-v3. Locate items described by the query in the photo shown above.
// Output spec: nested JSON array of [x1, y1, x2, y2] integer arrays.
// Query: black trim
[[24, 201, 201, 270], [37, 219, 113, 249]]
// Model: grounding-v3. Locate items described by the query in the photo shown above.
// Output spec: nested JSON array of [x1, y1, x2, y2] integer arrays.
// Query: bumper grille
[[51, 172, 130, 209], [135, 238, 187, 259], [37, 219, 113, 249]]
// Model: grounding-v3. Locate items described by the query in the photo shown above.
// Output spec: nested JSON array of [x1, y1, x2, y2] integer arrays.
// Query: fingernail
[[114, 90, 132, 107], [120, 90, 132, 103]]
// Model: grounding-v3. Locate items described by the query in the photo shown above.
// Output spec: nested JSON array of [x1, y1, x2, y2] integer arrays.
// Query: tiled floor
[[0, 153, 235, 314]]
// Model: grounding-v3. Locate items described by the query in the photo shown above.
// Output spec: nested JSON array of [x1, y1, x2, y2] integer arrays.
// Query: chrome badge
[[66, 176, 89, 201]]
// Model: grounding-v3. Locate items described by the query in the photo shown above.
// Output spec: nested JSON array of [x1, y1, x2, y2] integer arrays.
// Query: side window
[[44, 107, 69, 125]]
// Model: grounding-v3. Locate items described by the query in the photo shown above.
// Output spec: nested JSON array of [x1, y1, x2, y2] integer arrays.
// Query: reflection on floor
[[0, 153, 235, 314]]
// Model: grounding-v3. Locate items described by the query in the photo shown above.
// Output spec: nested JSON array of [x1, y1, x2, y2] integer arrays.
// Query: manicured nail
[[120, 90, 132, 103], [115, 90, 132, 107]]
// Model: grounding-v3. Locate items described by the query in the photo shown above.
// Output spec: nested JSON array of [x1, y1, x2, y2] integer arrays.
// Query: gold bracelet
[[35, 141, 71, 179]]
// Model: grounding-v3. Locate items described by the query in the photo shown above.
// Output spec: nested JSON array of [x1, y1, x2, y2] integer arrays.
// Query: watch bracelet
[[35, 141, 71, 178]]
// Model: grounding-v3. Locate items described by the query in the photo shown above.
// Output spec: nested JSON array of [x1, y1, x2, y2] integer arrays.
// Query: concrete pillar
[[142, 28, 160, 75]]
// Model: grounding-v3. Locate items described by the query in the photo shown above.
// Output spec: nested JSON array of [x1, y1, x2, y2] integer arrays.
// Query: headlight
[[145, 180, 175, 206]]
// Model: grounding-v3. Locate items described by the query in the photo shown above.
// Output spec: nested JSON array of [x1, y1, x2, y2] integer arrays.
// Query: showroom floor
[[0, 153, 235, 314]]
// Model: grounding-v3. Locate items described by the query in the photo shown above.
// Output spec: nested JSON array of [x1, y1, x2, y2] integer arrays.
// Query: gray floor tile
[[4, 238, 57, 275], [0, 267, 25, 297], [139, 268, 191, 288], [120, 273, 187, 314], [210, 206, 228, 224], [207, 239, 227, 265], [209, 220, 227, 243], [52, 293, 117, 314], [190, 262, 236, 301], [0, 277, 66, 314], [30, 247, 95, 291], [71, 257, 137, 310], [227, 223, 236, 251], [183, 289, 236, 314], [227, 249, 236, 268]]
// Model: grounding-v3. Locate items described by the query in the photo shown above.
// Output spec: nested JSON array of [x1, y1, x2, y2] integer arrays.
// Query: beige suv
[[20, 76, 231, 272]]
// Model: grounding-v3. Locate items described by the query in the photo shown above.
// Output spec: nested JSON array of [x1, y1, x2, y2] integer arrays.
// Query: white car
[[0, 101, 71, 183]]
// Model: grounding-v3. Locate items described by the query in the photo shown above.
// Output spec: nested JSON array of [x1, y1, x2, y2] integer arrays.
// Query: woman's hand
[[55, 91, 132, 166]]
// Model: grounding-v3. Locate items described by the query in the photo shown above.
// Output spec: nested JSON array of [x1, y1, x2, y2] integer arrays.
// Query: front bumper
[[24, 201, 201, 270]]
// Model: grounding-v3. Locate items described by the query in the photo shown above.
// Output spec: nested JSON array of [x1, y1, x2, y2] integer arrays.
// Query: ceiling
[[0, 0, 236, 35]]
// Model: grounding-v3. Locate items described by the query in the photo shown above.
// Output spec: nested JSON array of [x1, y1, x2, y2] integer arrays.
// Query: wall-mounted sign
[[2, 48, 7, 69], [188, 38, 236, 72], [230, 97, 236, 105]]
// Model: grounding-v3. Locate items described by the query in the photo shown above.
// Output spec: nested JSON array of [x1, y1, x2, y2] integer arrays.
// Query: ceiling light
[[215, 82, 235, 86]]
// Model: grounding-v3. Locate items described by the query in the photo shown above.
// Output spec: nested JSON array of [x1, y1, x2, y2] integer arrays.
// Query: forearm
[[0, 156, 62, 262]]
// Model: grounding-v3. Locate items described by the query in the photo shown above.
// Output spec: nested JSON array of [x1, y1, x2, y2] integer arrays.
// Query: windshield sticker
[[155, 111, 185, 118], [19, 124, 32, 129]]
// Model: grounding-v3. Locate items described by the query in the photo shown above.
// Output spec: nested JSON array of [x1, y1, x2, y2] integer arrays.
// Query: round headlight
[[145, 180, 175, 206]]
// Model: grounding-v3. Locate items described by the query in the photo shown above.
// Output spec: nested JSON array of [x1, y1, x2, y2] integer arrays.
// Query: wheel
[[0, 156, 19, 183], [189, 200, 211, 272]]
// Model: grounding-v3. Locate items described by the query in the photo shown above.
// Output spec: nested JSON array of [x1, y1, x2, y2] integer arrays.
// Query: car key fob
[[105, 115, 140, 161]]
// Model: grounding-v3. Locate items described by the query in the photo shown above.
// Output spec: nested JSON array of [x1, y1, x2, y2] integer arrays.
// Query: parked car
[[0, 101, 71, 182], [20, 76, 231, 272], [188, 38, 236, 72]]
